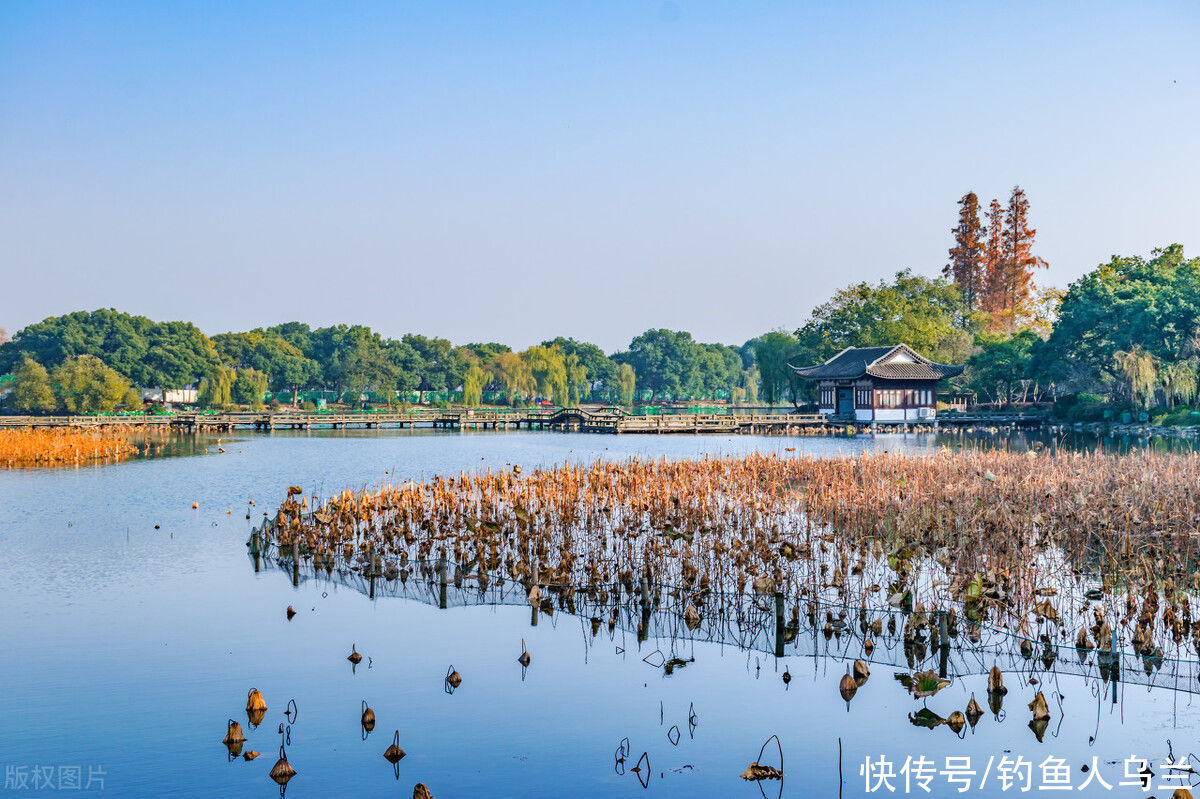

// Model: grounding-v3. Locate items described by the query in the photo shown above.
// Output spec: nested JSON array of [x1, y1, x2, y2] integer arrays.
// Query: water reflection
[[6, 429, 1200, 797]]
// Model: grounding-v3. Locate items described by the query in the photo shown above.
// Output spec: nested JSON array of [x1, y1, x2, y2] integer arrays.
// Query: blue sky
[[2, 1, 1198, 351]]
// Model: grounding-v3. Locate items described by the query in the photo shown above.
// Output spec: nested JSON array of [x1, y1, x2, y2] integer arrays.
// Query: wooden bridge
[[0, 407, 837, 435]]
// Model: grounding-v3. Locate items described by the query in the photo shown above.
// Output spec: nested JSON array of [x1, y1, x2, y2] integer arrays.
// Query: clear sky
[[2, 1, 1198, 352]]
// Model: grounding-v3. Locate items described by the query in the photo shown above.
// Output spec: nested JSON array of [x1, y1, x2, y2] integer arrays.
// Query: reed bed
[[271, 450, 1200, 664], [0, 426, 140, 467]]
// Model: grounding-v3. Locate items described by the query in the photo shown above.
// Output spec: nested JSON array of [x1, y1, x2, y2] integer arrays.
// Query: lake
[[1, 429, 1194, 797]]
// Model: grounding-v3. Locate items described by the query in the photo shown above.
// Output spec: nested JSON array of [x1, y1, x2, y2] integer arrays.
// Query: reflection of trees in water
[[250, 543, 1199, 700]]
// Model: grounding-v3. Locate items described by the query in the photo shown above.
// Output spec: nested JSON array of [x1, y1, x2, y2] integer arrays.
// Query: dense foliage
[[2, 238, 1198, 417]]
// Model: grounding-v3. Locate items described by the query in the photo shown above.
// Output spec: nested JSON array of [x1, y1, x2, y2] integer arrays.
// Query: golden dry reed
[[275, 450, 1200, 660], [0, 427, 137, 467]]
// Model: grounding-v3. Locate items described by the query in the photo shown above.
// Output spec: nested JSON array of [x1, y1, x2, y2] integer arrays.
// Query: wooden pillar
[[291, 539, 300, 587], [438, 558, 448, 609], [774, 592, 785, 658]]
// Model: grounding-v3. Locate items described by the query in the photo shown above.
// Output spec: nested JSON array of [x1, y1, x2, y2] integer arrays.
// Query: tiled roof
[[791, 345, 964, 381]]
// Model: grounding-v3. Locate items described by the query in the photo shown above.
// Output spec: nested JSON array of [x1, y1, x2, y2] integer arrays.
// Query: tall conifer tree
[[1000, 185, 1048, 327], [944, 192, 984, 324], [980, 197, 1007, 324]]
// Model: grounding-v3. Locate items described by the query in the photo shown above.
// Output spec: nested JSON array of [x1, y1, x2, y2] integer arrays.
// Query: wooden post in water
[[1111, 627, 1119, 705], [937, 611, 950, 678], [291, 539, 299, 587], [774, 591, 785, 658], [250, 529, 262, 572], [368, 545, 376, 600], [638, 566, 651, 643], [438, 557, 448, 610]]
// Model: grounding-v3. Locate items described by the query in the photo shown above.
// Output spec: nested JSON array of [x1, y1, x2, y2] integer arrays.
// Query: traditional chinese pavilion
[[791, 344, 964, 424]]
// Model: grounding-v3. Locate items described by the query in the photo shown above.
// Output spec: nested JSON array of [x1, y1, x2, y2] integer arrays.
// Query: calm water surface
[[1, 430, 1195, 797]]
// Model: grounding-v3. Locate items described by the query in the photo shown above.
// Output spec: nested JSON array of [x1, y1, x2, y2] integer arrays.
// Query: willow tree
[[524, 346, 568, 405], [1161, 362, 1198, 409], [565, 353, 588, 406], [1113, 348, 1157, 409], [492, 351, 535, 406], [617, 363, 636, 407], [198, 366, 235, 408], [462, 364, 487, 406]]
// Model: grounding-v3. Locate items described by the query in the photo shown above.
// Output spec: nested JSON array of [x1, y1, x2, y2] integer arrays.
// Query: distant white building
[[142, 388, 198, 404]]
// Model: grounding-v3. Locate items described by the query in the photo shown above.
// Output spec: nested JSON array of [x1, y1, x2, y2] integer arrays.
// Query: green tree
[[1113, 348, 1157, 409], [11, 356, 57, 413], [0, 309, 153, 378], [383, 339, 422, 401], [492, 351, 535, 406], [695, 344, 742, 399], [742, 367, 759, 403], [231, 367, 269, 409], [617, 363, 636, 407], [564, 352, 588, 406], [523, 345, 568, 405], [138, 320, 219, 393], [402, 334, 458, 402], [752, 331, 806, 406], [613, 329, 699, 401], [213, 329, 320, 404], [198, 366, 235, 407], [796, 270, 974, 366], [1160, 361, 1198, 409], [1036, 245, 1200, 399], [50, 355, 135, 413], [462, 364, 487, 406], [541, 337, 617, 399], [967, 330, 1037, 404]]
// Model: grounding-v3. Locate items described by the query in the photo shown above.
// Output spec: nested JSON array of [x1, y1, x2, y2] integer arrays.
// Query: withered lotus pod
[[269, 746, 296, 785], [684, 604, 701, 631], [446, 666, 462, 688], [987, 664, 1007, 695], [348, 644, 363, 665], [223, 719, 246, 745], [362, 700, 376, 732], [740, 763, 783, 781], [1028, 691, 1050, 721], [286, 605, 296, 620], [246, 688, 267, 714], [242, 750, 260, 761], [839, 671, 857, 702], [863, 639, 874, 655], [413, 783, 433, 799], [518, 640, 531, 667], [965, 695, 983, 727], [853, 659, 870, 684], [384, 730, 406, 763], [946, 711, 966, 734]]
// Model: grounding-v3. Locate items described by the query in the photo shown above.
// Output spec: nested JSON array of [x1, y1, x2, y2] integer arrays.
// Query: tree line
[[2, 186, 1197, 421], [0, 313, 759, 412]]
